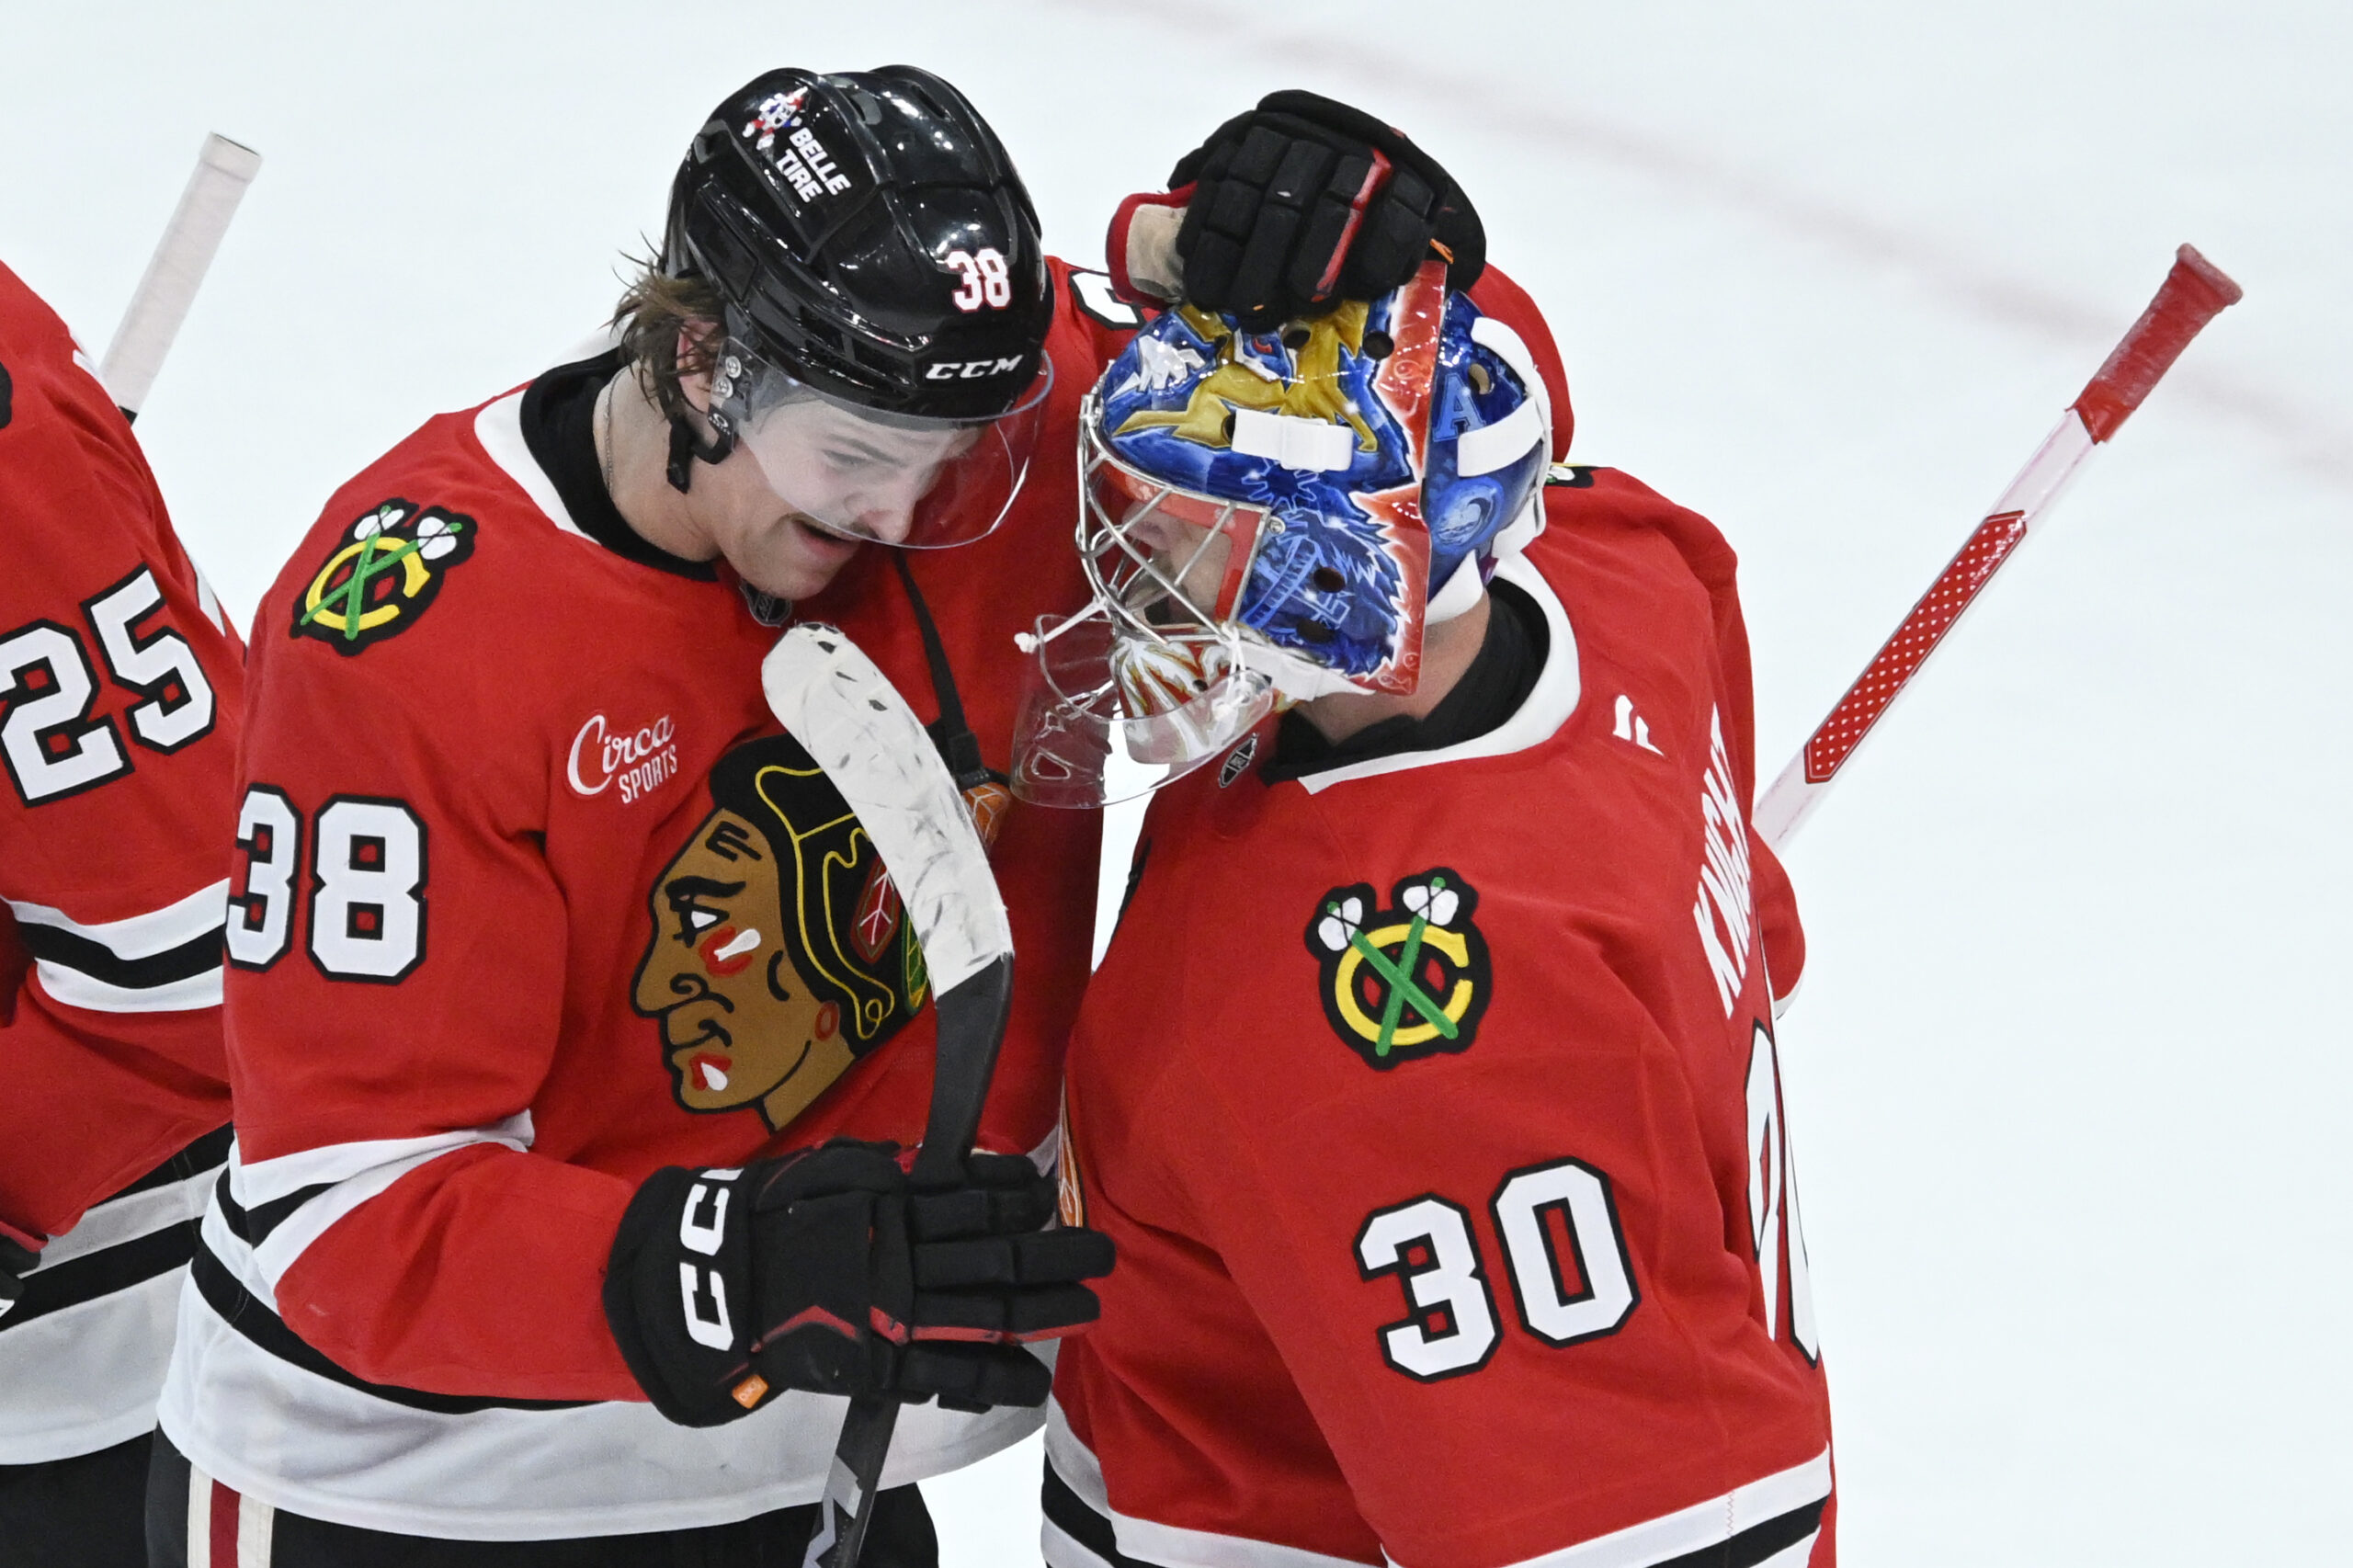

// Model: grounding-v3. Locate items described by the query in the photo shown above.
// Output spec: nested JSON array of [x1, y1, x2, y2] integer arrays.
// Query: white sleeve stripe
[[1487, 1446, 1833, 1568], [250, 1143, 483, 1289], [1044, 1397, 1109, 1514], [37, 1165, 218, 1268], [1111, 1515, 1370, 1568], [1054, 1398, 1830, 1568], [230, 1112, 536, 1208], [1047, 1401, 1370, 1568], [34, 960, 222, 1014], [231, 1114, 536, 1287], [9, 880, 231, 959]]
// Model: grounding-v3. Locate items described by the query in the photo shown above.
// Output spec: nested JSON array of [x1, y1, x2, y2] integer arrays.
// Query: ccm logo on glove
[[606, 1140, 1114, 1426]]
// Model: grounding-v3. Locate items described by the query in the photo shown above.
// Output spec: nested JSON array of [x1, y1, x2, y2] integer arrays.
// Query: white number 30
[[1354, 1158, 1639, 1383], [946, 246, 1013, 312]]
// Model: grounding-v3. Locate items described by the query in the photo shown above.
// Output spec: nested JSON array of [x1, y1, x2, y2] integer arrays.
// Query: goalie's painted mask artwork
[[1011, 261, 1552, 806]]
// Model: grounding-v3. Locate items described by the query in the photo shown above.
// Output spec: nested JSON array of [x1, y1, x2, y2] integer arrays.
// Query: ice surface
[[5, 2, 2345, 1562]]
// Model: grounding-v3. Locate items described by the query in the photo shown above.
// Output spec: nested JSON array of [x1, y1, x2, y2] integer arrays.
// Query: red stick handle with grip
[[1753, 245, 2242, 850], [2073, 245, 2245, 441]]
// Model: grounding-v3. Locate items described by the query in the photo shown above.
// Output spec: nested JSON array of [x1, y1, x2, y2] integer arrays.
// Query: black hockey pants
[[146, 1432, 938, 1568], [0, 1430, 153, 1568]]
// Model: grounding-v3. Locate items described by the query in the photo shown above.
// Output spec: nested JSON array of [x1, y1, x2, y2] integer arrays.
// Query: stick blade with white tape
[[1754, 245, 2242, 851], [762, 622, 1016, 1568], [99, 133, 262, 421]]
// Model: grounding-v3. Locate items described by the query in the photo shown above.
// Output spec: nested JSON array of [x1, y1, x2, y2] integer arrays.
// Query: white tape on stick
[[100, 133, 262, 417]]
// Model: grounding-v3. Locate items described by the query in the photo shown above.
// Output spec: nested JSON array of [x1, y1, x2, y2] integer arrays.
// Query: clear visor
[[1009, 611, 1275, 808], [713, 347, 1054, 549]]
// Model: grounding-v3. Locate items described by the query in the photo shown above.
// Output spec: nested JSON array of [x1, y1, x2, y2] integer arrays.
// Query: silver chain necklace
[[597, 376, 618, 501]]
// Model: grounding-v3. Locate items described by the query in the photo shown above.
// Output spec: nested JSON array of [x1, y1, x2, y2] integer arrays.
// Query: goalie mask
[[1011, 261, 1551, 807]]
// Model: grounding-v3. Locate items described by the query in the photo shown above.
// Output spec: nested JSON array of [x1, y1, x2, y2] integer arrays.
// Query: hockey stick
[[1753, 244, 2242, 850], [760, 623, 1017, 1568], [99, 133, 262, 422]]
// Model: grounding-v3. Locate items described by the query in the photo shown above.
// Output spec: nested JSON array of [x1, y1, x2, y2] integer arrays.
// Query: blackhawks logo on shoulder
[[1307, 868, 1491, 1069], [293, 499, 475, 654]]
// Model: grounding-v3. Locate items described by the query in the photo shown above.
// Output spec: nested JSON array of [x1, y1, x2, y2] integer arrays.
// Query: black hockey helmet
[[661, 67, 1057, 546]]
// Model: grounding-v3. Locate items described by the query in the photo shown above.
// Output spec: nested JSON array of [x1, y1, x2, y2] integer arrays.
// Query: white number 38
[[946, 246, 1013, 312]]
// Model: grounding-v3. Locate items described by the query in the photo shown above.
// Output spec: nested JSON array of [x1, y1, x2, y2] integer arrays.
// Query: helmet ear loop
[[663, 412, 737, 493]]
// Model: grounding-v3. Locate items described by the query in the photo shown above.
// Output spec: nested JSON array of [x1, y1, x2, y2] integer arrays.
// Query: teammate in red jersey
[[0, 260, 241, 1568], [1012, 97, 1835, 1568], [148, 71, 1426, 1567]]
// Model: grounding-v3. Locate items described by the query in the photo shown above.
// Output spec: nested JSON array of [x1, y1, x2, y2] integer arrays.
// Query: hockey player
[[1014, 99, 1836, 1568], [0, 261, 241, 1567], [149, 70, 1433, 1566]]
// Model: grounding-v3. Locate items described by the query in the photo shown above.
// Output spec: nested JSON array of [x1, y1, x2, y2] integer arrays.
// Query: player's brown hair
[[611, 256, 724, 429]]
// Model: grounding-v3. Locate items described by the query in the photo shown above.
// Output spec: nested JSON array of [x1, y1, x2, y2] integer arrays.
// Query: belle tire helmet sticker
[[1307, 867, 1491, 1069]]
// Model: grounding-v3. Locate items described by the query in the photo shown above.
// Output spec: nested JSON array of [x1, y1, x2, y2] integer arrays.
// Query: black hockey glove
[[0, 1225, 40, 1320], [1109, 89, 1486, 331], [604, 1139, 1113, 1428]]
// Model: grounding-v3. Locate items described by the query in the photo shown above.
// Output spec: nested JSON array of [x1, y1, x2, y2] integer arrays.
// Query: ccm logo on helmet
[[926, 356, 1025, 381]]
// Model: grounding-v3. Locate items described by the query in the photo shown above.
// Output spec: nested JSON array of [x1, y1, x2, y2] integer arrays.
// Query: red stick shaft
[[1755, 244, 2242, 849]]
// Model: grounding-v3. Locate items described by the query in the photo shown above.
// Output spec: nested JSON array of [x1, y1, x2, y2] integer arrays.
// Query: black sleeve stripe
[[213, 1168, 252, 1244], [19, 921, 222, 991], [240, 1182, 337, 1246], [0, 1220, 195, 1331], [187, 1242, 588, 1415], [1043, 1434, 1822, 1568], [1043, 1465, 1160, 1568]]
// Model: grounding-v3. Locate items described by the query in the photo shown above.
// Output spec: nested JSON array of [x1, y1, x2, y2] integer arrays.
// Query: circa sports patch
[[1306, 868, 1492, 1069], [291, 499, 476, 654]]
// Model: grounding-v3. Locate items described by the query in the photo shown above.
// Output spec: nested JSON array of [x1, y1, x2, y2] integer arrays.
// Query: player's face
[[1121, 502, 1234, 622], [690, 396, 977, 601], [632, 809, 856, 1132]]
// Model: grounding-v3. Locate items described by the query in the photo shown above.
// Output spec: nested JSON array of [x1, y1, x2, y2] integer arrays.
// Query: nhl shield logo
[[1306, 868, 1491, 1069], [293, 498, 475, 654], [1217, 734, 1258, 787]]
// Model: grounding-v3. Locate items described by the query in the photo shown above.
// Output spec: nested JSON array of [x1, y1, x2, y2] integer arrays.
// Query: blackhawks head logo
[[632, 733, 928, 1132], [292, 499, 475, 654], [1307, 868, 1491, 1069]]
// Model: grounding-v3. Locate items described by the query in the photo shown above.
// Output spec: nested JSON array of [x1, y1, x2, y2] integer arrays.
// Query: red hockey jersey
[[156, 261, 1131, 1539], [1047, 472, 1833, 1568], [0, 259, 239, 1463]]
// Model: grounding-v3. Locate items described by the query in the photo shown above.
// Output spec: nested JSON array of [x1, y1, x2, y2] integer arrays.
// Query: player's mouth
[[788, 514, 862, 560]]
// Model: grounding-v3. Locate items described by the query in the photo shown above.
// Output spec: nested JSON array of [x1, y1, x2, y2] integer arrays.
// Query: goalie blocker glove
[[1108, 88, 1486, 330], [605, 1140, 1113, 1426]]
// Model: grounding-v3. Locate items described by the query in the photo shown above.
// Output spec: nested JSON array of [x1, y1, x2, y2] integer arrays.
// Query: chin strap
[[665, 413, 736, 493], [891, 552, 1014, 849]]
